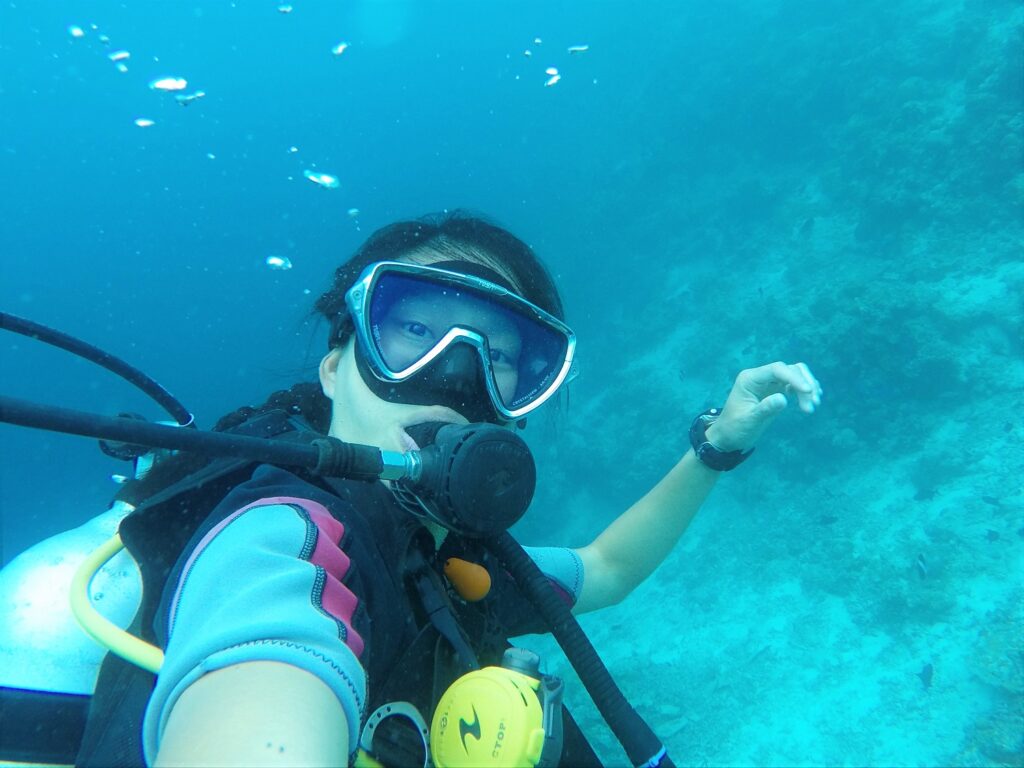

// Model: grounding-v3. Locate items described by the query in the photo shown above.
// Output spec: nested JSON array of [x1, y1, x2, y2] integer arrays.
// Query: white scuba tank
[[0, 501, 142, 695]]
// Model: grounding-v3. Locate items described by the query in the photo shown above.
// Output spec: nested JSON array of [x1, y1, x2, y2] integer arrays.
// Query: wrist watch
[[689, 408, 753, 471]]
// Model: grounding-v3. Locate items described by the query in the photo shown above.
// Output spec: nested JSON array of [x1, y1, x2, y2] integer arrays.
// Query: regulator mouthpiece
[[402, 422, 536, 538]]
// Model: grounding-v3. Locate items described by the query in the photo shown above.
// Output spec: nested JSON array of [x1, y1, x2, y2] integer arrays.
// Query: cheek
[[493, 368, 518, 402], [329, 360, 399, 442], [379, 335, 424, 370]]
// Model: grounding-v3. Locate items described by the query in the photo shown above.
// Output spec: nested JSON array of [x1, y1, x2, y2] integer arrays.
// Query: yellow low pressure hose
[[70, 533, 163, 674]]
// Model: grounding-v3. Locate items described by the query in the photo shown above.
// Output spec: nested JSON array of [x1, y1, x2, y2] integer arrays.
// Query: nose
[[418, 340, 499, 423], [437, 342, 484, 395]]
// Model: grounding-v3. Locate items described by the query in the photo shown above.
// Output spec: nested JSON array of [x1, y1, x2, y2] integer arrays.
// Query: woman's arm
[[155, 661, 349, 767], [573, 447, 718, 613], [573, 362, 822, 614]]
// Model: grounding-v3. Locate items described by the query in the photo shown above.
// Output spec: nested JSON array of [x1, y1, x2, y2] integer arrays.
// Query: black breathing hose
[[0, 311, 194, 427], [484, 532, 674, 768], [0, 396, 386, 482]]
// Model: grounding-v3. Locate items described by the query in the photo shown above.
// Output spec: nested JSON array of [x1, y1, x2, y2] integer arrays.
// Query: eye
[[403, 321, 432, 339], [489, 348, 515, 367]]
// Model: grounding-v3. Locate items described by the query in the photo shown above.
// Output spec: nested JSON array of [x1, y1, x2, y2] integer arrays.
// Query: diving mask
[[343, 261, 575, 424]]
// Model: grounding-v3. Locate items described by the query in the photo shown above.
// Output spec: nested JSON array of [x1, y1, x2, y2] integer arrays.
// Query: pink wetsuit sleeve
[[142, 500, 366, 764]]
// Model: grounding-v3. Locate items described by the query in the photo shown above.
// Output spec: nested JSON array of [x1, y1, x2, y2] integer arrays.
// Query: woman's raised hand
[[705, 362, 822, 453]]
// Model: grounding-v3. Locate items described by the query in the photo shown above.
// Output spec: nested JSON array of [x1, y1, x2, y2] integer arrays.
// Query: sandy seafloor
[[1, 1, 1021, 766]]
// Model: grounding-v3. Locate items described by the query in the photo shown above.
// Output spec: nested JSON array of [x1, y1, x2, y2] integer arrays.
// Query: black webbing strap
[[0, 686, 89, 765]]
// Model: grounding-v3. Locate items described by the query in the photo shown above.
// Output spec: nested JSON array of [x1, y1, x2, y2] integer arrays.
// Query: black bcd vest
[[64, 410, 600, 767]]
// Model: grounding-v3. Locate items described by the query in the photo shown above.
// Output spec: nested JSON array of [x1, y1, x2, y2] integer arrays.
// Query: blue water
[[1, 1, 1021, 765]]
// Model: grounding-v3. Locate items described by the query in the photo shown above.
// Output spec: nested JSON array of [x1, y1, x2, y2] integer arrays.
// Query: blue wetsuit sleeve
[[142, 499, 368, 764], [520, 545, 585, 605]]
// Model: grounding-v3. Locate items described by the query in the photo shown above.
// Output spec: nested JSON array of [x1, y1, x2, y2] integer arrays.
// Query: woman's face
[[319, 256, 525, 453]]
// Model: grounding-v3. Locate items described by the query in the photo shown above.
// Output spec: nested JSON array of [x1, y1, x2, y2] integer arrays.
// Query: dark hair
[[214, 210, 564, 434], [316, 210, 564, 350]]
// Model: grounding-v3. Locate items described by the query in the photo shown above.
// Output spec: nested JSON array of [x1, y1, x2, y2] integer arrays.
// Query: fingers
[[757, 391, 788, 417], [397, 405, 470, 427], [796, 362, 821, 394], [749, 361, 822, 414], [785, 362, 822, 413]]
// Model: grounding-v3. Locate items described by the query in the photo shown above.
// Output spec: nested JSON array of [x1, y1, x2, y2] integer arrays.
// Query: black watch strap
[[689, 408, 752, 471]]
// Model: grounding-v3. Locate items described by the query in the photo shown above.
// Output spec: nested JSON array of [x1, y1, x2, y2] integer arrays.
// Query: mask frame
[[344, 261, 575, 423]]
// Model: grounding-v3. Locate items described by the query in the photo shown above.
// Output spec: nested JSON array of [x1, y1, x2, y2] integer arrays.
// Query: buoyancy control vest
[[67, 410, 599, 767]]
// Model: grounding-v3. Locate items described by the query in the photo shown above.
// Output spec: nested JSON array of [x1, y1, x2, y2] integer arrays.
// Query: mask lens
[[366, 269, 571, 417], [504, 312, 568, 411], [368, 272, 446, 371]]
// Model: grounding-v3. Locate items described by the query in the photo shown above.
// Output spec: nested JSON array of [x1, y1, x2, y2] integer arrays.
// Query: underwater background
[[1, 1, 1021, 765]]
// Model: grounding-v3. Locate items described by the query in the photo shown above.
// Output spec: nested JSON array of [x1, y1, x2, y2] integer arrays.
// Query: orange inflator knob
[[443, 557, 492, 602]]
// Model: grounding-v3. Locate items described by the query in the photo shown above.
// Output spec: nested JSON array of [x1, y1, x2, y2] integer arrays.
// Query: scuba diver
[[0, 211, 821, 767]]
